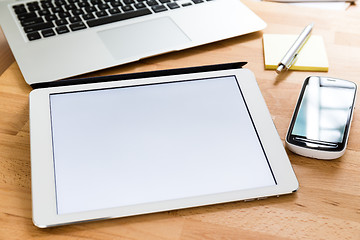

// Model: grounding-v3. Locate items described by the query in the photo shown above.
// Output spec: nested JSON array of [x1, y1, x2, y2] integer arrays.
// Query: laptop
[[0, 0, 266, 85]]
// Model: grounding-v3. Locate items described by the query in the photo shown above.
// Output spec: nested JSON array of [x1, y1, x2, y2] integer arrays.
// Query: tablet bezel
[[30, 68, 298, 228]]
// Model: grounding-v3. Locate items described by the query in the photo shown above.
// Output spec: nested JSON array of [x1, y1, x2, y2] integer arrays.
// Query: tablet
[[29, 67, 298, 228]]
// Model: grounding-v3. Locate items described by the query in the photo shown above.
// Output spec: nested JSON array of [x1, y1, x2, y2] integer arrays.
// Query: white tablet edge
[[29, 68, 299, 227]]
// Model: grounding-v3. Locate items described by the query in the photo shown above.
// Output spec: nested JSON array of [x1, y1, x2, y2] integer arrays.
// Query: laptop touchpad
[[98, 17, 191, 60]]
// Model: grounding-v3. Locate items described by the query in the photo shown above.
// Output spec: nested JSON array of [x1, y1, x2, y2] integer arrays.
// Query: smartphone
[[286, 76, 357, 160]]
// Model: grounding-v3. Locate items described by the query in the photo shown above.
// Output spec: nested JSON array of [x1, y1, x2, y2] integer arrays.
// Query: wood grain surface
[[0, 1, 359, 239], [0, 28, 14, 76]]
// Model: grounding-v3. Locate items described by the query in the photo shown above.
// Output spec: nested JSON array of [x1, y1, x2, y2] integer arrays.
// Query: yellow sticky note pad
[[263, 34, 328, 71]]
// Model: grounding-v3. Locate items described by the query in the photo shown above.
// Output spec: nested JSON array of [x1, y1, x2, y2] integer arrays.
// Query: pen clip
[[286, 53, 298, 69]]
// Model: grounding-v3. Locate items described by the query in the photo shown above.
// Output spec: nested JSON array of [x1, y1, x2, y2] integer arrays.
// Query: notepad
[[263, 34, 328, 71]]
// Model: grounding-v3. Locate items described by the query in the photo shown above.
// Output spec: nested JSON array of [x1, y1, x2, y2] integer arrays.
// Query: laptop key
[[24, 22, 54, 33], [85, 6, 97, 13], [64, 4, 77, 10], [134, 2, 146, 9], [69, 16, 82, 23], [45, 14, 58, 22], [123, 0, 135, 5], [167, 2, 179, 9], [96, 10, 109, 17], [28, 4, 41, 12], [87, 8, 152, 28], [55, 19, 68, 26], [38, 9, 51, 16], [78, 1, 90, 7], [98, 3, 110, 10], [109, 8, 121, 14], [82, 12, 96, 20], [71, 9, 84, 15], [55, 0, 67, 6], [41, 29, 56, 38], [51, 6, 64, 13], [152, 5, 167, 13], [70, 22, 87, 31], [110, 1, 123, 7], [146, 0, 158, 6], [91, 0, 103, 5], [27, 31, 41, 41], [56, 25, 70, 34], [13, 4, 25, 10], [21, 17, 44, 27], [121, 5, 134, 12], [182, 2, 192, 6], [14, 6, 28, 15], [41, 2, 54, 9], [17, 12, 37, 21], [58, 12, 71, 18]]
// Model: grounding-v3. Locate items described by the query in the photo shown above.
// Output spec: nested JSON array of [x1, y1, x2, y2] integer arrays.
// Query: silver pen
[[276, 23, 314, 74]]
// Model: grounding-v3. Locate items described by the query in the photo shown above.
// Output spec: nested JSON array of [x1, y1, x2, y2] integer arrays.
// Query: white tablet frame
[[30, 68, 298, 228]]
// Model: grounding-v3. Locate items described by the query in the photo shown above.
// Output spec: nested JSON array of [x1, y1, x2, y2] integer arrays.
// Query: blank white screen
[[50, 76, 276, 215]]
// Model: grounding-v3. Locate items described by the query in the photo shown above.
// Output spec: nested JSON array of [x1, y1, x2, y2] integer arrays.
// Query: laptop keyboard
[[12, 0, 213, 41]]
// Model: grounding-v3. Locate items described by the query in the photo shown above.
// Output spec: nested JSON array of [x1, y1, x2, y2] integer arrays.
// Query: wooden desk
[[1, 1, 359, 239], [0, 28, 14, 76]]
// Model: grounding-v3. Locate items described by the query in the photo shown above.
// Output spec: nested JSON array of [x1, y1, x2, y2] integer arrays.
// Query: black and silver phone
[[286, 76, 357, 160]]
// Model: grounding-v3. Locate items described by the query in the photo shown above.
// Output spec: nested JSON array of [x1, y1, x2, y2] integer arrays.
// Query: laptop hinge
[[30, 62, 247, 89]]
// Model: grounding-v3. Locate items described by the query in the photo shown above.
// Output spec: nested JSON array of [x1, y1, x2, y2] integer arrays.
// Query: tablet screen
[[49, 76, 277, 215]]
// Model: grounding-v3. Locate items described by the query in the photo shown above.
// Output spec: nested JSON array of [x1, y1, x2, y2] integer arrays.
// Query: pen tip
[[276, 65, 284, 74]]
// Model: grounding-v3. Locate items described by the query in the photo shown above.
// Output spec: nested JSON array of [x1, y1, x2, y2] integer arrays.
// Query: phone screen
[[288, 77, 356, 150]]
